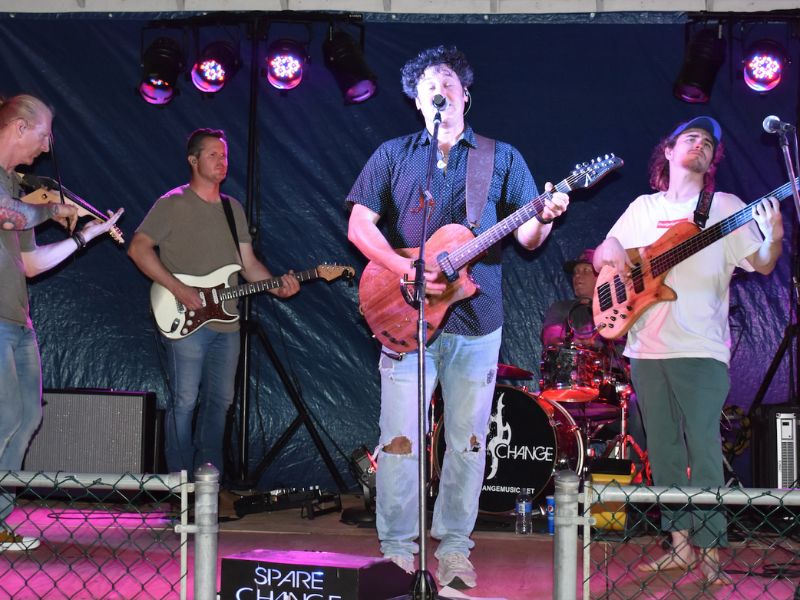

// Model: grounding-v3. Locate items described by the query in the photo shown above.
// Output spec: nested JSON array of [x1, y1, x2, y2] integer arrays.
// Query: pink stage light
[[744, 41, 784, 93], [265, 40, 306, 91]]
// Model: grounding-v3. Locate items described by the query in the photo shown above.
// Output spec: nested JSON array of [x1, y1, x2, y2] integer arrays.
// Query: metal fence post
[[553, 469, 580, 600], [193, 463, 220, 600]]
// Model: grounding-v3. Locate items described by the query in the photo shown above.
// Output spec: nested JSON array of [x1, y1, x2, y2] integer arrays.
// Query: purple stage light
[[265, 40, 306, 91], [744, 41, 784, 93], [139, 37, 184, 105], [191, 41, 239, 94]]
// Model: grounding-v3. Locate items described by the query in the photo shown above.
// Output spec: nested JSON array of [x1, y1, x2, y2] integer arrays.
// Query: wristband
[[535, 213, 554, 225], [72, 231, 87, 250]]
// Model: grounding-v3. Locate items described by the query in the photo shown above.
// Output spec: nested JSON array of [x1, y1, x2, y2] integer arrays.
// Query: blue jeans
[[375, 328, 502, 560], [0, 323, 42, 524], [163, 328, 240, 476]]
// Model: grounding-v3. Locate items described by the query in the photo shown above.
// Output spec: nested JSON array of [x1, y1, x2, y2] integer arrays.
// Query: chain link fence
[[580, 482, 800, 599], [0, 468, 218, 600]]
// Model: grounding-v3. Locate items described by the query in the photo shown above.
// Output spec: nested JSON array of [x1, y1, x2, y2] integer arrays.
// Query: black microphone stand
[[391, 107, 444, 600], [749, 124, 800, 419]]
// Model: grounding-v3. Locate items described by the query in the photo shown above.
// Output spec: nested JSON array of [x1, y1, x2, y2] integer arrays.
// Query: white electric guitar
[[150, 263, 355, 339]]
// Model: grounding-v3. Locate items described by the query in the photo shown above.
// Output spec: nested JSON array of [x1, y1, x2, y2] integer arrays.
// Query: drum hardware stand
[[601, 391, 649, 481]]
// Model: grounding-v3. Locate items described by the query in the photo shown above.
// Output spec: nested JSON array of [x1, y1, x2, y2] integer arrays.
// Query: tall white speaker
[[23, 389, 163, 473]]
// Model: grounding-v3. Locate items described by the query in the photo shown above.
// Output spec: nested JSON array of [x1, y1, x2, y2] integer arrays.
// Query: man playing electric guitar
[[128, 128, 299, 481], [592, 116, 782, 585], [346, 45, 568, 588]]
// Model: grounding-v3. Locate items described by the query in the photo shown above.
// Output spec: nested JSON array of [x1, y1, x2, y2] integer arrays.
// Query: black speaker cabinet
[[23, 389, 163, 474], [751, 403, 800, 489]]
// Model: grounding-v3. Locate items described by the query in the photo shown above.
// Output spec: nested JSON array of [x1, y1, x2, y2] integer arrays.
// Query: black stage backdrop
[[1, 12, 797, 490]]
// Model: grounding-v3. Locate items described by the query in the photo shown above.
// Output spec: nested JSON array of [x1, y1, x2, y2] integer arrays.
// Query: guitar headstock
[[569, 154, 624, 190], [317, 264, 356, 282]]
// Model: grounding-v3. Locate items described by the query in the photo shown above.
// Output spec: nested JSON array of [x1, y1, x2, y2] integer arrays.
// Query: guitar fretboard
[[650, 178, 797, 276], [219, 268, 319, 301], [446, 166, 604, 271]]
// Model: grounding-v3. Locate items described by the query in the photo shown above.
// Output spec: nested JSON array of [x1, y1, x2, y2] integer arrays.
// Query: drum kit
[[430, 342, 643, 514]]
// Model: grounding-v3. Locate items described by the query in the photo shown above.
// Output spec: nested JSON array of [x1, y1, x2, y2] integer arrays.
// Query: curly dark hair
[[400, 45, 474, 99], [648, 134, 724, 193], [187, 128, 227, 159]]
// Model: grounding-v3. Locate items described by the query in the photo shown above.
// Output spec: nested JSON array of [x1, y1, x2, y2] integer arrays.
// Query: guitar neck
[[218, 268, 318, 301], [651, 177, 798, 276], [446, 178, 573, 271]]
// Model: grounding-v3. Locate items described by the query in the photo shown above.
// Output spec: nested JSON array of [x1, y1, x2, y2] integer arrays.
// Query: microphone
[[763, 115, 795, 134], [432, 94, 448, 112]]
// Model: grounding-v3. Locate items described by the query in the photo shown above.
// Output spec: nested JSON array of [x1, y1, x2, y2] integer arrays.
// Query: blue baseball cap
[[669, 116, 722, 149]]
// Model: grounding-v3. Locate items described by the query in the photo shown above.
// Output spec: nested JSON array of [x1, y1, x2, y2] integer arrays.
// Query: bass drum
[[432, 384, 584, 514]]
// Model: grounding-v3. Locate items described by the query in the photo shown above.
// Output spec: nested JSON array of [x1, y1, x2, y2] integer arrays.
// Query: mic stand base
[[388, 569, 439, 600]]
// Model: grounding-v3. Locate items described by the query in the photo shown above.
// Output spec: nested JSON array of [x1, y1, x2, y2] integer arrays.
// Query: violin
[[18, 174, 124, 244]]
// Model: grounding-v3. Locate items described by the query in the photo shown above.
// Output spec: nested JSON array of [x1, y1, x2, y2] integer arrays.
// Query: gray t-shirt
[[0, 169, 36, 328], [136, 185, 252, 332]]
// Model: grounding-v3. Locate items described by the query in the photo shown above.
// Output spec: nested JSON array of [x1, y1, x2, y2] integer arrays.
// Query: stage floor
[[1, 492, 783, 599]]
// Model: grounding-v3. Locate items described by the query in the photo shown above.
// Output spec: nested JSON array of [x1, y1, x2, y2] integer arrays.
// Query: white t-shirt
[[607, 191, 763, 365]]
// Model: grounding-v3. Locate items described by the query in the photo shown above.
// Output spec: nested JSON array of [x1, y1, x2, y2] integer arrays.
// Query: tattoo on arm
[[0, 196, 55, 230]]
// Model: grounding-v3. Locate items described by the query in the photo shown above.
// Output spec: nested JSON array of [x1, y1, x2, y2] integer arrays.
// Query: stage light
[[139, 37, 185, 105], [191, 41, 240, 94], [743, 40, 785, 93], [673, 27, 726, 104], [265, 39, 307, 91], [323, 29, 377, 104]]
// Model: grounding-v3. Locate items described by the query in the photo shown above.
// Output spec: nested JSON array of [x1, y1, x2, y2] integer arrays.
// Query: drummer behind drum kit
[[430, 344, 642, 516]]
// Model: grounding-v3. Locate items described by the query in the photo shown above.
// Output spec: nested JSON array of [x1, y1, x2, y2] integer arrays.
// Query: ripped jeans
[[375, 327, 501, 559]]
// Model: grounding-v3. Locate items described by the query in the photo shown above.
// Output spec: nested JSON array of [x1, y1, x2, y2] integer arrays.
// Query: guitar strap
[[693, 189, 714, 229], [466, 133, 496, 231], [220, 195, 244, 263]]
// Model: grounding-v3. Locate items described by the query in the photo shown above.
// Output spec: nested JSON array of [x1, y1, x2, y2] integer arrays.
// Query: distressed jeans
[[0, 322, 42, 525], [375, 327, 502, 559], [163, 328, 240, 477]]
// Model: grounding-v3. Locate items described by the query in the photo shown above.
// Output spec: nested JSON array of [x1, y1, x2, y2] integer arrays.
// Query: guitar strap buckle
[[694, 189, 714, 229]]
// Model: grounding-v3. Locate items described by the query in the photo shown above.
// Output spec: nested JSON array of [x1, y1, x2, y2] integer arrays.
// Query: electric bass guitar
[[358, 154, 623, 353], [592, 178, 797, 339], [151, 263, 355, 339], [19, 174, 124, 244]]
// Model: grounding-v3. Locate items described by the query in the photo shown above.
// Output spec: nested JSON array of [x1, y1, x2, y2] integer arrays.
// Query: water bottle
[[515, 490, 533, 534]]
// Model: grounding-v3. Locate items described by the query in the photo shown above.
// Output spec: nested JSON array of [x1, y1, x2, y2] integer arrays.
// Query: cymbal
[[496, 363, 534, 379]]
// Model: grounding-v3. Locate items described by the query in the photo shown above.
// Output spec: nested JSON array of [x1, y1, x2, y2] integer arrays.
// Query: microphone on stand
[[432, 94, 447, 123], [763, 115, 796, 134]]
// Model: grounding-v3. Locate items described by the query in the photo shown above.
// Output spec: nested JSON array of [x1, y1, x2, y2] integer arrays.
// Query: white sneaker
[[0, 530, 40, 552], [386, 554, 414, 574], [436, 552, 477, 588]]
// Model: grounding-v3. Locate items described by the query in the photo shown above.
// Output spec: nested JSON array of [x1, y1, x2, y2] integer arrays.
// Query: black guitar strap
[[220, 195, 244, 263], [693, 189, 714, 229], [466, 133, 496, 231]]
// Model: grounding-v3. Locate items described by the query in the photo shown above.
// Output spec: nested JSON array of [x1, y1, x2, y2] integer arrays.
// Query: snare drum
[[432, 385, 584, 513], [539, 344, 604, 402]]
